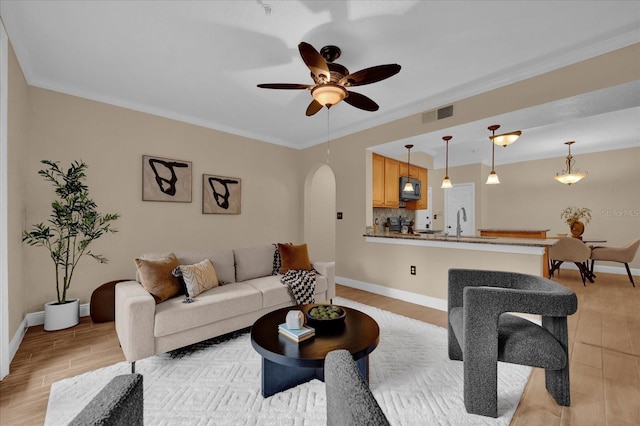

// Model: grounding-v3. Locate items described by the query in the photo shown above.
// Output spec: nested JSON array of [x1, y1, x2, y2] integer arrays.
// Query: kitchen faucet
[[456, 207, 467, 238]]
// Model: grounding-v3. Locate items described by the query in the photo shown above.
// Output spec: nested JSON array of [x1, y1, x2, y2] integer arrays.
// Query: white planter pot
[[44, 299, 80, 331]]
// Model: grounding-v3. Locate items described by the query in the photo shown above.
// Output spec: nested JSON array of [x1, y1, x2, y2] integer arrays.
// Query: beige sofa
[[115, 245, 335, 369]]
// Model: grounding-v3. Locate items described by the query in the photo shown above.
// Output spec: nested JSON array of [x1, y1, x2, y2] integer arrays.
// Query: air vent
[[422, 104, 454, 124], [437, 105, 454, 120]]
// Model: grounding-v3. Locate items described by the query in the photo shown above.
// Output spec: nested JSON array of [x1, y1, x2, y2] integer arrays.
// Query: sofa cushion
[[243, 274, 329, 307], [174, 259, 218, 299], [134, 254, 182, 304], [234, 245, 275, 282], [278, 243, 311, 273], [242, 275, 292, 307], [153, 282, 262, 337], [174, 249, 236, 284]]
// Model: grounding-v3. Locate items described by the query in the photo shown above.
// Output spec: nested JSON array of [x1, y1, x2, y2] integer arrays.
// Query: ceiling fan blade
[[298, 42, 330, 82], [344, 91, 379, 112], [306, 99, 324, 116], [257, 83, 312, 90], [339, 64, 401, 87]]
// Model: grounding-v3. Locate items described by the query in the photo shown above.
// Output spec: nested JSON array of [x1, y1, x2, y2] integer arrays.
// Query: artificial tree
[[22, 160, 120, 305]]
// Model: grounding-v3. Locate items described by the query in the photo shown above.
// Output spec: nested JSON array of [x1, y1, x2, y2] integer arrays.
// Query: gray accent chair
[[448, 269, 577, 418], [325, 349, 390, 426], [69, 374, 143, 425]]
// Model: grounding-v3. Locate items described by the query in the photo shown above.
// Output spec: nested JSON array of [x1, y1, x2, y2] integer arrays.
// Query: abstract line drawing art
[[142, 155, 192, 202], [202, 174, 241, 214]]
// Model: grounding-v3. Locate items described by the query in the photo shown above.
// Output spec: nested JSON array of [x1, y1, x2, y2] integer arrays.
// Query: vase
[[44, 298, 80, 331], [570, 221, 585, 240]]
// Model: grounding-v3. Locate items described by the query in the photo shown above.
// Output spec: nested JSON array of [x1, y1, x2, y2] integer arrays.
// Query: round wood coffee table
[[251, 304, 380, 397]]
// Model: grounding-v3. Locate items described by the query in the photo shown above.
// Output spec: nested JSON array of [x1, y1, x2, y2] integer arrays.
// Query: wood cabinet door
[[372, 153, 385, 207], [383, 158, 399, 208]]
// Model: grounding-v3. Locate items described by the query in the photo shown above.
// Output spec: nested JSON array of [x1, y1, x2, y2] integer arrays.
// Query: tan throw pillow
[[278, 243, 311, 274], [176, 259, 219, 299], [134, 253, 182, 304]]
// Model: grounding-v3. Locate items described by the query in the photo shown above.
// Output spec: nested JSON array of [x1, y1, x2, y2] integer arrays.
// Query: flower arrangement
[[560, 206, 592, 227]]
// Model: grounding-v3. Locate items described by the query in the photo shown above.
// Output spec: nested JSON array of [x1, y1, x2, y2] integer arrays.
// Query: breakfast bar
[[360, 232, 558, 309]]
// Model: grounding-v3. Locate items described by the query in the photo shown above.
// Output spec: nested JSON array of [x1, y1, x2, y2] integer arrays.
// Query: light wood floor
[[0, 270, 638, 425]]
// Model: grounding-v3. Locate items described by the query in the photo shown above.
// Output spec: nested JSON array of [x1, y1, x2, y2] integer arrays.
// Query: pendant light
[[486, 125, 501, 185], [403, 144, 414, 192], [441, 136, 453, 189], [554, 141, 587, 185], [490, 130, 522, 147]]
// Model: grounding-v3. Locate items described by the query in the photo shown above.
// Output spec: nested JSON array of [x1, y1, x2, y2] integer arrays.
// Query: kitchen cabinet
[[398, 163, 420, 182], [383, 157, 399, 208], [372, 153, 385, 206], [373, 153, 428, 209], [372, 153, 400, 208]]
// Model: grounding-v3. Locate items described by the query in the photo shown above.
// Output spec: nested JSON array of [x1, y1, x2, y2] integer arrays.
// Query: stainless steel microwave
[[399, 177, 421, 201]]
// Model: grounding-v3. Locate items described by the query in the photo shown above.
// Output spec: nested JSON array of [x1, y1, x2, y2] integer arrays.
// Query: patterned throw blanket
[[281, 269, 316, 305]]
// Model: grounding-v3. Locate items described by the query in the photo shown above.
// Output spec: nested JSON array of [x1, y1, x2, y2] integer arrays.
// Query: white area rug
[[45, 297, 531, 425]]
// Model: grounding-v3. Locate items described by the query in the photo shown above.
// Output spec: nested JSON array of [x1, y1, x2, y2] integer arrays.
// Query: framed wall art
[[142, 155, 192, 202], [202, 174, 241, 214]]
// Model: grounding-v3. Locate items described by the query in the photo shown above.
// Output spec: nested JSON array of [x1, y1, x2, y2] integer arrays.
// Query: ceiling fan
[[257, 42, 401, 116]]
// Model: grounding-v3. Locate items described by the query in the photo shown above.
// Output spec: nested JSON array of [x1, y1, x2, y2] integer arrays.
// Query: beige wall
[[21, 88, 307, 315], [7, 42, 28, 339], [299, 44, 640, 301]]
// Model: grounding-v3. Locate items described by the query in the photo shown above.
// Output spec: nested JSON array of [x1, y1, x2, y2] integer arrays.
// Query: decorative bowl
[[305, 304, 346, 326]]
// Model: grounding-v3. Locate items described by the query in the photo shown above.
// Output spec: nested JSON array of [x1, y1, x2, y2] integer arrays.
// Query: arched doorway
[[304, 164, 336, 262]]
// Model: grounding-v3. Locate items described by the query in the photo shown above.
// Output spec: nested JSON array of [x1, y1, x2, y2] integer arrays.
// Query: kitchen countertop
[[366, 232, 558, 247], [364, 232, 558, 252], [477, 228, 551, 233]]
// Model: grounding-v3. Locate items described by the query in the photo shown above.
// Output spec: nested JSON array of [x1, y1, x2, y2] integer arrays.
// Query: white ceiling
[[1, 0, 639, 166]]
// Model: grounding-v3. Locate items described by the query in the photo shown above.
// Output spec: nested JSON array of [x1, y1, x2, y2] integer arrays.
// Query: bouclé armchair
[[448, 269, 578, 418]]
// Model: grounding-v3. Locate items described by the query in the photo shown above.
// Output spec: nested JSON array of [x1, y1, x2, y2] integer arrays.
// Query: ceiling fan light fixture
[[441, 135, 453, 189], [554, 141, 587, 185], [490, 130, 522, 147], [311, 84, 347, 107]]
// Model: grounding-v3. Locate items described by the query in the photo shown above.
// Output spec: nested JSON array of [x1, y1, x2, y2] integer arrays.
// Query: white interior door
[[444, 183, 475, 236]]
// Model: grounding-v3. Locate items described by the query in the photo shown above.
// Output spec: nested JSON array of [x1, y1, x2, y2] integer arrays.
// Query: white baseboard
[[9, 316, 28, 363], [9, 303, 91, 365], [336, 276, 448, 312], [337, 263, 638, 315]]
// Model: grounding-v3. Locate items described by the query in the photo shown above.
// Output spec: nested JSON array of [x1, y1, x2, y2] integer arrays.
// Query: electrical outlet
[[410, 265, 416, 275], [337, 212, 343, 220]]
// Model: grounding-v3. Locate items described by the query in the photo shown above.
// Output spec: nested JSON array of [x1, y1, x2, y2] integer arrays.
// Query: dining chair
[[548, 236, 593, 285], [589, 238, 640, 287]]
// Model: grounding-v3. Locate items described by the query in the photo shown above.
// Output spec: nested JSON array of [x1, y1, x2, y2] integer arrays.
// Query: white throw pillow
[[174, 259, 219, 299]]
